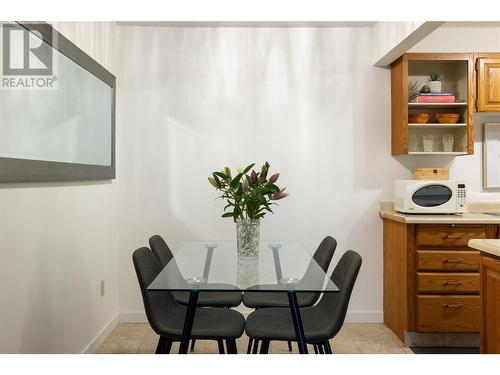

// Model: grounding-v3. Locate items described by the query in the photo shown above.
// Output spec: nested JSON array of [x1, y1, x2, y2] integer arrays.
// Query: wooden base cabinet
[[383, 219, 498, 343], [480, 254, 500, 353]]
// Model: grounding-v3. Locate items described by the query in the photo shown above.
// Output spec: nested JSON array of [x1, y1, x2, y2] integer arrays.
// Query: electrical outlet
[[100, 280, 105, 297]]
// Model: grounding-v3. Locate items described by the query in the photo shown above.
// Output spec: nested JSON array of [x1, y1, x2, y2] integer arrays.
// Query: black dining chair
[[243, 236, 337, 353], [133, 247, 245, 354], [244, 250, 362, 354], [149, 235, 243, 308]]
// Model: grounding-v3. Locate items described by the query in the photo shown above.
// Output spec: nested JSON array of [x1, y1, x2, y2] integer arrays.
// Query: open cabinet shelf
[[408, 102, 468, 107], [391, 53, 474, 156], [408, 123, 467, 128], [408, 152, 468, 155]]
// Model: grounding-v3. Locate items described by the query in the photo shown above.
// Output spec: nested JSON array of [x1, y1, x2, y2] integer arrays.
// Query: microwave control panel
[[457, 183, 466, 212]]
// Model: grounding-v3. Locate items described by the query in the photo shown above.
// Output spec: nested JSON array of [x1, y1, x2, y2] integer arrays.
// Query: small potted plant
[[408, 80, 420, 102], [208, 162, 288, 257], [427, 72, 442, 93]]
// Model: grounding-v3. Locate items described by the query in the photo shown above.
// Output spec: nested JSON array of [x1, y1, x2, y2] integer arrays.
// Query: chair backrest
[[132, 247, 183, 337], [316, 250, 362, 338], [313, 236, 337, 273], [149, 235, 174, 268], [301, 236, 337, 284]]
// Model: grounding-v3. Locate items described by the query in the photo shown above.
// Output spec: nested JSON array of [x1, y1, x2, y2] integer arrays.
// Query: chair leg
[[218, 340, 225, 354], [260, 339, 270, 354], [190, 339, 196, 352], [252, 339, 259, 354], [287, 340, 292, 352], [325, 341, 332, 354], [155, 336, 171, 354], [247, 338, 253, 354], [226, 339, 238, 354], [313, 344, 318, 354], [318, 343, 324, 354]]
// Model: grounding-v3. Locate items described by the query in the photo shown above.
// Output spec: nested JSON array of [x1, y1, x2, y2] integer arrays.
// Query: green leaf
[[242, 163, 255, 174], [213, 171, 227, 181], [230, 173, 243, 189], [268, 184, 280, 193], [260, 161, 270, 181], [222, 212, 234, 218]]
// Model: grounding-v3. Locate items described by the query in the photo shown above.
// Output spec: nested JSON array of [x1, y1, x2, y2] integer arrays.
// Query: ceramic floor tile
[[331, 337, 362, 354], [95, 323, 410, 355], [354, 339, 406, 354]]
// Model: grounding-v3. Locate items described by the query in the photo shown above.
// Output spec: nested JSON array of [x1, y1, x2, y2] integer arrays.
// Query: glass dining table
[[148, 240, 339, 354]]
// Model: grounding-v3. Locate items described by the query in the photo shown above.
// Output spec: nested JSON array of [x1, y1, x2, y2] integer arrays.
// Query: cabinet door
[[481, 256, 500, 353], [477, 58, 500, 112]]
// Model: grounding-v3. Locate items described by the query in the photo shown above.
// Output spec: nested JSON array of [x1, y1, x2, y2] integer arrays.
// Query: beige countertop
[[379, 200, 500, 224], [380, 210, 500, 224], [468, 239, 500, 258]]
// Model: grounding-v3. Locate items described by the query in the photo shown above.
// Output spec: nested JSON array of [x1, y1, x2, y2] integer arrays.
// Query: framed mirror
[[0, 22, 115, 182], [483, 123, 500, 190]]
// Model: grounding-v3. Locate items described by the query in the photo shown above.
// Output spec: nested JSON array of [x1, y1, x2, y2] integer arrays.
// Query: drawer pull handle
[[442, 235, 462, 240], [442, 303, 463, 309], [442, 281, 463, 286], [442, 259, 462, 263]]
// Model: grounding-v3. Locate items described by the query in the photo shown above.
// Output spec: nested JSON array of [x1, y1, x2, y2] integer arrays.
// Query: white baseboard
[[82, 314, 120, 354], [117, 310, 384, 324]]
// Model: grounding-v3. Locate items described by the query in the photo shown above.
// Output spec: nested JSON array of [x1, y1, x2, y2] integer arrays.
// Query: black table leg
[[287, 291, 308, 354], [179, 290, 199, 354]]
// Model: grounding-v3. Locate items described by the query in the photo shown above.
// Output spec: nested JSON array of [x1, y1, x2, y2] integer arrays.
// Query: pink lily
[[269, 173, 279, 183], [271, 187, 289, 200], [250, 170, 258, 185]]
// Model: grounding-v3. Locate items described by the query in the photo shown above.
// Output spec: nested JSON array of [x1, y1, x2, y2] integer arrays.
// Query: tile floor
[[95, 323, 413, 354]]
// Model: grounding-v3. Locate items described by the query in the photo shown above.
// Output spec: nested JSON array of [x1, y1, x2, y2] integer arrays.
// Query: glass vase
[[236, 219, 260, 258]]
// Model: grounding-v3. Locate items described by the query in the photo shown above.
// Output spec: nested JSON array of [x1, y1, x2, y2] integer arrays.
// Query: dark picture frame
[[0, 22, 116, 182]]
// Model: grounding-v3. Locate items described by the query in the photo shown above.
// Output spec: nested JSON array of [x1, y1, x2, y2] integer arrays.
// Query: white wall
[[0, 22, 119, 353], [116, 25, 500, 323], [116, 25, 412, 322]]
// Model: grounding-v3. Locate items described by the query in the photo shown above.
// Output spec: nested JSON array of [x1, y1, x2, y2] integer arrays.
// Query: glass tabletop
[[148, 240, 339, 293]]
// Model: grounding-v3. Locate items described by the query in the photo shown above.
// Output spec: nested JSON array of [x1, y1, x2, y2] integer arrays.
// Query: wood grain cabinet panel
[[383, 222, 498, 344], [477, 58, 500, 112], [480, 255, 500, 353], [417, 295, 480, 332], [417, 224, 486, 247], [417, 250, 480, 271], [418, 272, 479, 293]]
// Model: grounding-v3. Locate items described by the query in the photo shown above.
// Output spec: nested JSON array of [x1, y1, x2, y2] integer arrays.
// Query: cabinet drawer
[[417, 295, 480, 332], [417, 272, 479, 293], [417, 250, 480, 271], [417, 225, 486, 247]]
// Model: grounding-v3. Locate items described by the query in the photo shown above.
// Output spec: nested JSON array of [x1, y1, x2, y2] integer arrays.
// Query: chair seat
[[157, 306, 245, 340], [172, 284, 243, 308], [245, 307, 327, 343], [242, 287, 318, 308]]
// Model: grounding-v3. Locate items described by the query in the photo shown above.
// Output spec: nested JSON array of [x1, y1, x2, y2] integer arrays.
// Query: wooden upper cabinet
[[391, 53, 474, 156], [476, 55, 500, 112]]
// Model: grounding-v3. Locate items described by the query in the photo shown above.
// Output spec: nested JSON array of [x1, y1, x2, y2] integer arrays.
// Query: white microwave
[[394, 180, 467, 214]]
